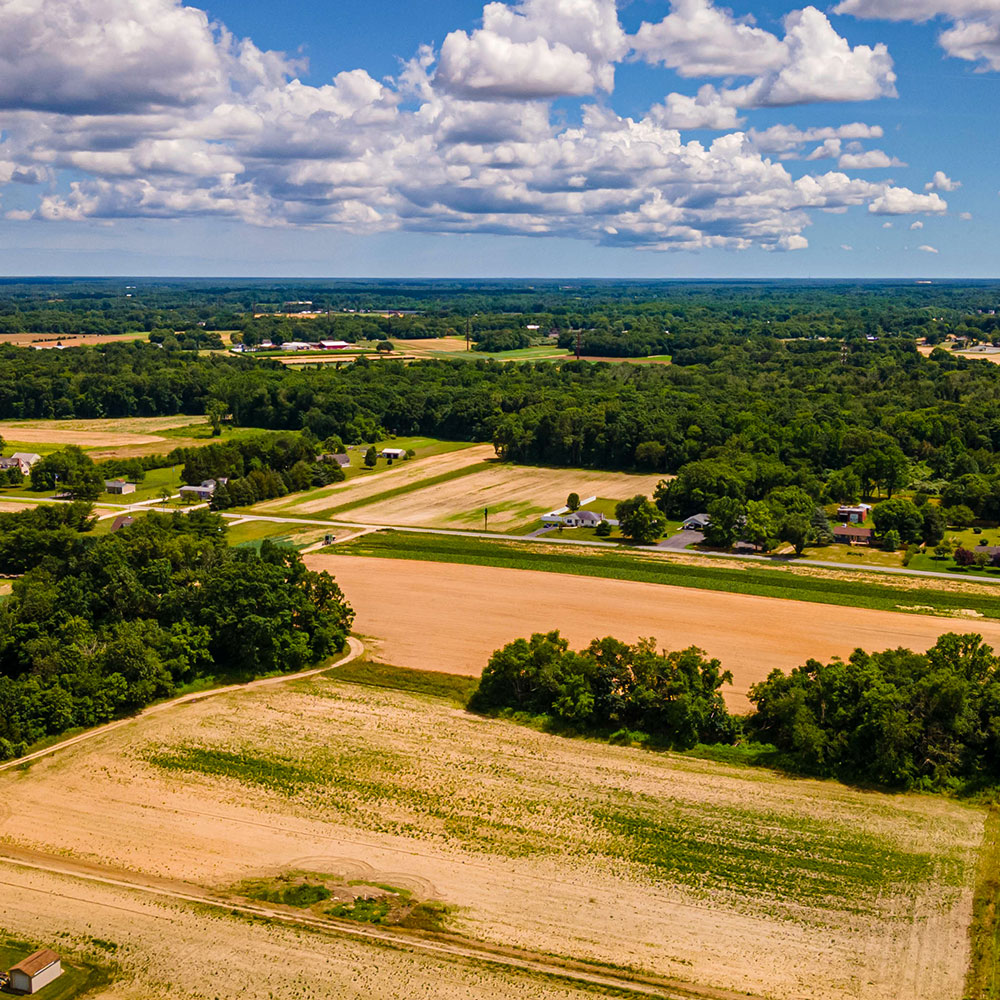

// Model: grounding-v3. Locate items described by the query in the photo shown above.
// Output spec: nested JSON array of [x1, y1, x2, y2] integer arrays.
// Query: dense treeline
[[749, 633, 1000, 789], [165, 431, 346, 507], [475, 631, 1000, 791], [10, 340, 1000, 512], [470, 631, 737, 749], [0, 511, 354, 759], [4, 279, 1000, 352]]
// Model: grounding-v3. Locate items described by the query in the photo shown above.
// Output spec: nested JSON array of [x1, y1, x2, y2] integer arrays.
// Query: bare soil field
[[0, 672, 981, 1000], [261, 443, 495, 515], [0, 415, 223, 459], [309, 555, 1000, 706], [332, 464, 665, 530]]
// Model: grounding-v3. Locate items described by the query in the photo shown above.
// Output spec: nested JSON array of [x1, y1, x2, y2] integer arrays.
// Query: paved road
[[218, 512, 1000, 586]]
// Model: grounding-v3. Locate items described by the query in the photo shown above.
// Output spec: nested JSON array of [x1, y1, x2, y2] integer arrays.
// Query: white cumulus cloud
[[917, 243, 940, 252], [435, 0, 626, 99], [926, 170, 961, 190]]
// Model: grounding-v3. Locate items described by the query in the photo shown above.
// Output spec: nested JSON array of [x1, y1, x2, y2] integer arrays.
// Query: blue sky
[[0, 0, 996, 277]]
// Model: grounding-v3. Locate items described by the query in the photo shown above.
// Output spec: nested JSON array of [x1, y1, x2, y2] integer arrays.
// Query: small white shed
[[10, 949, 62, 994]]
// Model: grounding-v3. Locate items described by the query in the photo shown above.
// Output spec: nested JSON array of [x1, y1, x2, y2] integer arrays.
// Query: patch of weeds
[[328, 896, 390, 924]]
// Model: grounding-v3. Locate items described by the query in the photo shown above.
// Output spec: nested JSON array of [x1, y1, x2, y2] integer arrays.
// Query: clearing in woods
[[0, 663, 981, 1000], [306, 553, 1000, 708]]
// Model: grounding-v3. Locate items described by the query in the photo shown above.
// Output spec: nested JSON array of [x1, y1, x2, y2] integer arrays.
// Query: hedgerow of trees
[[472, 630, 1000, 792]]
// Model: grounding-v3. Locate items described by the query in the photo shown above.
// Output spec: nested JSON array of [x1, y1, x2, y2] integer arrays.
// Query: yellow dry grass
[[261, 444, 495, 515], [0, 672, 981, 1000], [342, 464, 664, 530]]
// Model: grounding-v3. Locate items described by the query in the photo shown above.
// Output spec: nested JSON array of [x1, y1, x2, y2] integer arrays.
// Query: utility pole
[[484, 506, 489, 531], [466, 315, 471, 351]]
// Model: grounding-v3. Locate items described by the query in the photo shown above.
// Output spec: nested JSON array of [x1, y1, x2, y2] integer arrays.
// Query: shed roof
[[11, 949, 59, 977]]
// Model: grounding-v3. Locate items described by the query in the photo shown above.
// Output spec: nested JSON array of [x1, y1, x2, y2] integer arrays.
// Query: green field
[[329, 529, 1000, 620]]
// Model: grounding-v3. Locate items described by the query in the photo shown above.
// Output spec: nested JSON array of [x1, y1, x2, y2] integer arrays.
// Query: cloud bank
[[0, 0, 963, 252]]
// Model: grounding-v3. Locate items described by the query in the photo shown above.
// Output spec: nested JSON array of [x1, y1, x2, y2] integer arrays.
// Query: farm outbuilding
[[104, 479, 136, 494], [380, 448, 407, 460], [9, 949, 62, 994]]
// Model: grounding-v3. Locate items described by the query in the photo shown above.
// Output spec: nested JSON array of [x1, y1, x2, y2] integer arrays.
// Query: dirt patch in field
[[263, 444, 496, 515], [338, 465, 665, 530], [0, 676, 980, 1000], [309, 555, 1000, 707]]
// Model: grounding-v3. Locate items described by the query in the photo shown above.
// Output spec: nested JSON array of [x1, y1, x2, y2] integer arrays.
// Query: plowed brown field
[[309, 554, 1000, 706]]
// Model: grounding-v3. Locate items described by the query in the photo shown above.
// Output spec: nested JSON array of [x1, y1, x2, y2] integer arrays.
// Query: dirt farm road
[[0, 842, 758, 1000], [0, 637, 365, 775]]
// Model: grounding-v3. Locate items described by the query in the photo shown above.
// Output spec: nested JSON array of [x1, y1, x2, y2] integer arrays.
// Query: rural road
[[220, 511, 1000, 586], [0, 636, 365, 774]]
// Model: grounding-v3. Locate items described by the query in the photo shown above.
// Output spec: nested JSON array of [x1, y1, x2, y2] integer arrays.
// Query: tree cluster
[[0, 511, 354, 760], [469, 631, 738, 749], [748, 633, 1000, 789]]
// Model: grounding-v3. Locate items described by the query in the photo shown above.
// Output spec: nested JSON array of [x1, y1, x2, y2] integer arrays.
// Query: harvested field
[[0, 865, 597, 1000], [0, 415, 203, 448], [0, 669, 981, 1000], [308, 554, 1000, 706], [261, 443, 494, 515], [0, 331, 149, 348], [403, 336, 473, 353], [327, 463, 665, 530]]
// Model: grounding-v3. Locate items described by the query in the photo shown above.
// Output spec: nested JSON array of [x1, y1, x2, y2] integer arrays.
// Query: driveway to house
[[658, 529, 704, 550]]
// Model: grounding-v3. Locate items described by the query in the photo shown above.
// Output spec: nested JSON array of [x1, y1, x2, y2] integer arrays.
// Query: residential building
[[179, 478, 225, 501], [379, 448, 407, 460], [9, 452, 41, 474], [682, 513, 711, 531], [833, 525, 875, 545], [836, 503, 872, 523]]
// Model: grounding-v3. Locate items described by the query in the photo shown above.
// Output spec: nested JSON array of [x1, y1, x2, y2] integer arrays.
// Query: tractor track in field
[[0, 843, 761, 1000]]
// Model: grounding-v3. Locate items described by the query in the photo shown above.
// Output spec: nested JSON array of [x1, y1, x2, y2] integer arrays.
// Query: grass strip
[[967, 807, 1000, 999], [325, 659, 477, 706], [330, 530, 1000, 621], [305, 461, 493, 517]]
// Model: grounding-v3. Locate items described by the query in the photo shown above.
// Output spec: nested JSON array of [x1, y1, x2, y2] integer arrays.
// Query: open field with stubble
[[262, 444, 665, 529], [0, 663, 983, 1000], [307, 553, 1000, 707]]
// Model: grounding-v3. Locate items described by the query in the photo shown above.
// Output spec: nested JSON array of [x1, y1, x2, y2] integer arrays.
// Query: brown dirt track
[[310, 554, 1000, 707]]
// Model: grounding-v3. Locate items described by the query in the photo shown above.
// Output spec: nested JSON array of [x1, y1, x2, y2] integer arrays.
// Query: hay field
[[0, 331, 149, 348], [0, 671, 981, 1000], [325, 463, 665, 530], [0, 415, 203, 449], [309, 554, 1000, 707], [261, 443, 495, 515]]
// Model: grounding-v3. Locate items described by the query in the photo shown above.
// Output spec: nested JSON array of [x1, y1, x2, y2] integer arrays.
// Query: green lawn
[[329, 529, 1000, 620]]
